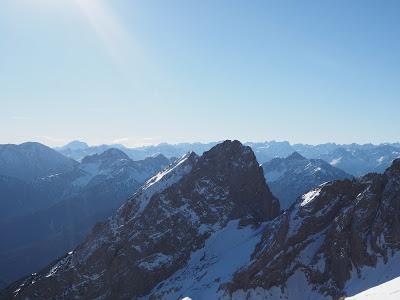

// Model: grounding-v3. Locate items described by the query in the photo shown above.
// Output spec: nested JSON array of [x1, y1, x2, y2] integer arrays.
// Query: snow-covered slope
[[147, 220, 266, 299]]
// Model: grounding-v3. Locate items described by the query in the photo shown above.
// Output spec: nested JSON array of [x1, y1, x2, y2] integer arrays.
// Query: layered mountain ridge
[[0, 148, 171, 286], [4, 140, 280, 299], [57, 140, 400, 176], [0, 142, 77, 182]]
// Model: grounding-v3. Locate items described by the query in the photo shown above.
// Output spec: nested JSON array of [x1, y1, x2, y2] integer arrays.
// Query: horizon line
[[3, 139, 400, 149]]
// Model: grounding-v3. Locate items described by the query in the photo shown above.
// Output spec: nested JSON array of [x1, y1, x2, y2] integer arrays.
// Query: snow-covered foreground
[[347, 276, 400, 299], [229, 271, 324, 300], [146, 220, 266, 299], [345, 253, 400, 299]]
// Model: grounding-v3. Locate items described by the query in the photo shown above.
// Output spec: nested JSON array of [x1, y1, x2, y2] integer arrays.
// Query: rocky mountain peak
[[385, 158, 400, 176], [189, 140, 280, 224], [60, 140, 89, 150], [150, 153, 168, 160], [99, 148, 129, 159], [204, 139, 250, 156], [286, 151, 306, 160], [141, 153, 171, 166], [81, 148, 129, 165], [193, 140, 255, 174]]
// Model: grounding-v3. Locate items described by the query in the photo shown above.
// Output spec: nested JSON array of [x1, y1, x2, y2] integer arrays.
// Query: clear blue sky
[[1, 0, 399, 147]]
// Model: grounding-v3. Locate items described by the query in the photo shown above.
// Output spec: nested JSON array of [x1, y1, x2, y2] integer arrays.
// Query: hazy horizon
[[3, 138, 400, 149]]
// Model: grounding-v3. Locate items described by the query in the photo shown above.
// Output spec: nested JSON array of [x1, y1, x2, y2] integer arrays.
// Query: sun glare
[[73, 0, 131, 65]]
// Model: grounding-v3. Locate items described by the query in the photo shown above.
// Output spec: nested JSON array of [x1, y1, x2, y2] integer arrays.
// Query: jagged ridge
[[227, 159, 400, 299]]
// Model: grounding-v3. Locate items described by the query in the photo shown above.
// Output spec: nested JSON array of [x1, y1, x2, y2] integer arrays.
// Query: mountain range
[[3, 140, 400, 299], [1, 140, 400, 299], [57, 140, 400, 176], [0, 145, 172, 285], [55, 140, 217, 162], [0, 142, 77, 182]]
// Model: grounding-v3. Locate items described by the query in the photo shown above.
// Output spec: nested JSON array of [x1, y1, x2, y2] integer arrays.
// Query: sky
[[1, 0, 399, 147]]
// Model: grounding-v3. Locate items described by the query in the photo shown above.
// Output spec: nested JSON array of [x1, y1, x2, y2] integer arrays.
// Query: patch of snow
[[330, 157, 342, 166], [138, 253, 173, 271], [313, 167, 322, 173], [346, 276, 400, 299], [134, 152, 195, 216], [147, 220, 264, 300], [345, 252, 400, 298], [43, 253, 73, 278], [47, 173, 60, 178], [45, 265, 58, 278], [13, 288, 21, 295], [301, 188, 322, 206], [377, 156, 385, 164], [144, 152, 193, 189]]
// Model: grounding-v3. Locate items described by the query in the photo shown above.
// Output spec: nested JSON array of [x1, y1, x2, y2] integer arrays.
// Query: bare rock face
[[6, 140, 279, 299], [227, 159, 400, 299]]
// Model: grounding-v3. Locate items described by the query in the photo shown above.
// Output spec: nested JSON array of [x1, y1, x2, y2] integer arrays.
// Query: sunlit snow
[[300, 188, 321, 206]]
